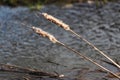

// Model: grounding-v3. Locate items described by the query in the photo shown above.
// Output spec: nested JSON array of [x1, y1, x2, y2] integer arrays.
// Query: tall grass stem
[[41, 12, 120, 69], [32, 26, 120, 79]]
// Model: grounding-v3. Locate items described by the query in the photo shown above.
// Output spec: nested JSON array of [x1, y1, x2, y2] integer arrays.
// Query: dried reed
[[41, 12, 120, 69], [32, 26, 120, 79], [32, 26, 58, 43]]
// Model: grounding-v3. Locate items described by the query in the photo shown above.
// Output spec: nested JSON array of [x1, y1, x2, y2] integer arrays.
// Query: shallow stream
[[0, 2, 120, 80]]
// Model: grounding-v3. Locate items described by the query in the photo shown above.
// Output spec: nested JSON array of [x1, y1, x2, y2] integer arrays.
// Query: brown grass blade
[[107, 72, 120, 78], [0, 63, 59, 78]]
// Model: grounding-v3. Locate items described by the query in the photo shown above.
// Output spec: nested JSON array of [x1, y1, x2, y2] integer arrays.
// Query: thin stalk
[[41, 12, 120, 69], [57, 41, 120, 79], [32, 26, 120, 79], [69, 29, 120, 69]]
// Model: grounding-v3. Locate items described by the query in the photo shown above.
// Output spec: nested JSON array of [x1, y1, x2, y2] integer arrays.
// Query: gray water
[[0, 2, 120, 80]]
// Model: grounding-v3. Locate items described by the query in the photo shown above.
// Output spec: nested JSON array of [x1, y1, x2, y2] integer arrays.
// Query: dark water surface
[[0, 2, 120, 80]]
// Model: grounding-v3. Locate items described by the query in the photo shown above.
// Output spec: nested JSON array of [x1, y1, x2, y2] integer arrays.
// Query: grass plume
[[32, 26, 58, 43]]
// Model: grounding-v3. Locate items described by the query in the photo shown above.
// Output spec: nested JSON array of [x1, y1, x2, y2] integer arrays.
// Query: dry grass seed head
[[42, 13, 70, 30], [32, 26, 58, 43]]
